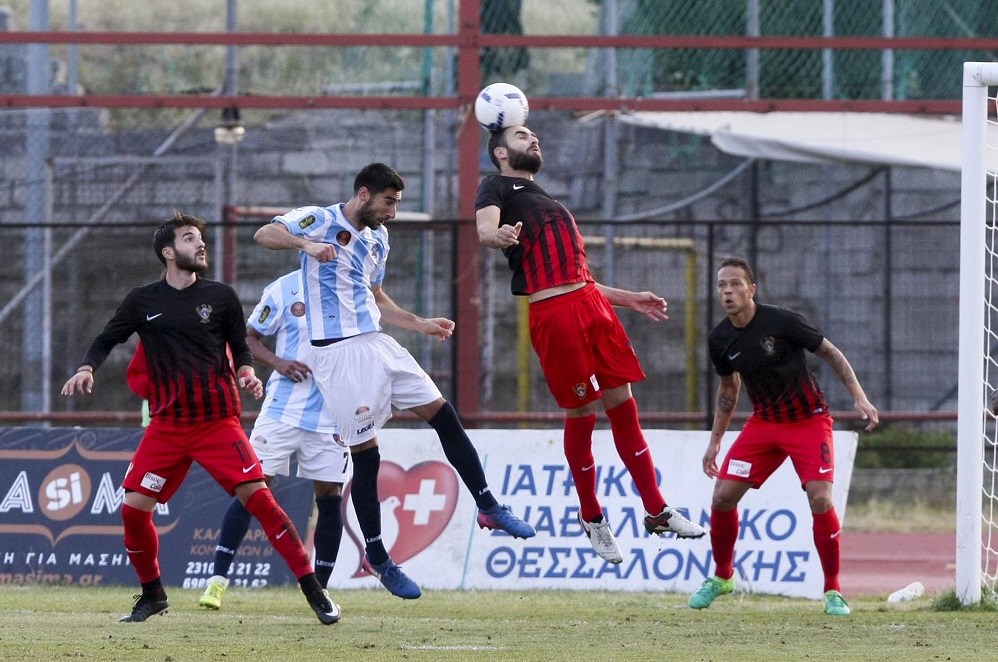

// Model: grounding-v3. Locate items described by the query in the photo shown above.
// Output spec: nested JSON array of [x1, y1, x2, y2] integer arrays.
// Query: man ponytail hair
[[487, 129, 505, 171], [153, 211, 208, 266], [354, 162, 405, 196], [718, 256, 755, 284]]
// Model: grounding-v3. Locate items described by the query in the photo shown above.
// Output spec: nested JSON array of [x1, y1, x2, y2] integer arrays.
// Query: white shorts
[[249, 415, 350, 483], [306, 332, 442, 446]]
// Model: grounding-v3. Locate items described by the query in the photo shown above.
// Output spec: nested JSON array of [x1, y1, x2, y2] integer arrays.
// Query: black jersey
[[708, 304, 827, 423], [475, 174, 592, 295], [82, 278, 253, 424]]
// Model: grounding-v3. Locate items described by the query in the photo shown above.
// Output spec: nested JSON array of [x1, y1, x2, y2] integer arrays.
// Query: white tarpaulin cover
[[620, 111, 965, 172]]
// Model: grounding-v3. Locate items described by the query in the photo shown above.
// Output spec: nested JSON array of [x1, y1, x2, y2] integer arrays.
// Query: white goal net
[[959, 62, 998, 605]]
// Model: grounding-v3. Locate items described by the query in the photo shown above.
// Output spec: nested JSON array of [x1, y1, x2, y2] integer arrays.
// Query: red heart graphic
[[344, 460, 459, 577]]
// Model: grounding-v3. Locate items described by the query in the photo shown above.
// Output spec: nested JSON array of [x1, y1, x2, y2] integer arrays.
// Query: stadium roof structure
[[619, 111, 970, 173]]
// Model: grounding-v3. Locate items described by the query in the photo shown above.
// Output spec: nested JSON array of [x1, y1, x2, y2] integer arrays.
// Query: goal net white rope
[[959, 62, 998, 605]]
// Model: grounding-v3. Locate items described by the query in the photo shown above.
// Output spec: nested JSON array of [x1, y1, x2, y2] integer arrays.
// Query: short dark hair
[[718, 256, 755, 284], [153, 211, 207, 266], [486, 129, 506, 171], [353, 162, 405, 195]]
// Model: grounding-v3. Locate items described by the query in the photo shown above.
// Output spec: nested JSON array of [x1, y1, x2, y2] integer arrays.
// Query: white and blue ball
[[474, 82, 529, 132]]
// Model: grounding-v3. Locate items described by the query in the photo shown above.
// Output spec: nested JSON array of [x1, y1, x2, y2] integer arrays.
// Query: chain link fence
[[0, 214, 960, 424], [1, 1, 994, 105], [492, 0, 998, 100], [0, 0, 978, 428]]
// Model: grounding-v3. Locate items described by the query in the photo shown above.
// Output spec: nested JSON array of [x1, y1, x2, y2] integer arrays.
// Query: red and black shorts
[[528, 283, 646, 409], [122, 416, 264, 503]]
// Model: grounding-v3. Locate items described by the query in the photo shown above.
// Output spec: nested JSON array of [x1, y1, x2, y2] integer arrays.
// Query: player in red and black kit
[[689, 256, 879, 616], [475, 125, 706, 565], [61, 212, 339, 625]]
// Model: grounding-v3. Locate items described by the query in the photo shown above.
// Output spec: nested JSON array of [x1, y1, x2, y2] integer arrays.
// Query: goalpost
[[959, 62, 998, 605]]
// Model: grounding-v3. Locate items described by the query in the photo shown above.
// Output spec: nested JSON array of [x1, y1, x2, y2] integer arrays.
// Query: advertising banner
[[329, 428, 856, 599], [0, 427, 856, 599], [0, 428, 311, 588]]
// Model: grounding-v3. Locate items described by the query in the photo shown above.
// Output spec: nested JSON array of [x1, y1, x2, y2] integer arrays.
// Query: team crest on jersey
[[574, 383, 588, 399], [298, 214, 316, 230], [336, 230, 352, 246], [369, 243, 383, 263], [760, 336, 776, 355], [257, 305, 272, 324], [290, 301, 306, 317], [196, 304, 213, 324]]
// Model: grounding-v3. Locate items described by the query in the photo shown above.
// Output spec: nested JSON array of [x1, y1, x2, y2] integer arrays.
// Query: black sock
[[350, 446, 389, 565], [297, 572, 323, 596], [212, 496, 253, 579], [313, 494, 343, 588], [141, 577, 166, 600], [428, 402, 498, 511]]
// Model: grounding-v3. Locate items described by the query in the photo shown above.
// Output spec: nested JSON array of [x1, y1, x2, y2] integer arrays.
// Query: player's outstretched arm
[[254, 224, 337, 262], [476, 206, 521, 249], [595, 284, 668, 321], [61, 366, 95, 396], [373, 285, 453, 340], [814, 338, 879, 431]]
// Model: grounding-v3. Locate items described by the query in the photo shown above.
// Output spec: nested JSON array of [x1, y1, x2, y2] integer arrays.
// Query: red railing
[[0, 410, 956, 427]]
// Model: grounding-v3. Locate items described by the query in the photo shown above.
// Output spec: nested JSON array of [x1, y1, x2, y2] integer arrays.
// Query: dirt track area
[[841, 532, 955, 597]]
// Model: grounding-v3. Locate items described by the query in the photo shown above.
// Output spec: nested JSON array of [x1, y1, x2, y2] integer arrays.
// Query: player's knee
[[808, 495, 835, 513]]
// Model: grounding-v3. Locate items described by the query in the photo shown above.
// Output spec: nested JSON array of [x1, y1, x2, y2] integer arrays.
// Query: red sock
[[813, 508, 842, 592], [710, 508, 739, 580], [605, 398, 666, 514], [564, 414, 602, 522], [121, 504, 161, 583], [244, 488, 312, 579]]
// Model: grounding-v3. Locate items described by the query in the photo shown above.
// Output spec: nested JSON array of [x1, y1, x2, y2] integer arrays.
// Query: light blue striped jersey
[[271, 204, 389, 341], [248, 271, 336, 433]]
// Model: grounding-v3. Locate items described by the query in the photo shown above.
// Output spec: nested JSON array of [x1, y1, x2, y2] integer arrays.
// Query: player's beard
[[175, 251, 208, 273], [357, 200, 382, 230], [508, 147, 542, 174]]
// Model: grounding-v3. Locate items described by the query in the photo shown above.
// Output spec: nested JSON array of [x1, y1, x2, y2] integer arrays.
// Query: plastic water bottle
[[887, 581, 925, 603]]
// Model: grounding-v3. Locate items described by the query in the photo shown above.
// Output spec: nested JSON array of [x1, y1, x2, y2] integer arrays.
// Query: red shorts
[[720, 413, 835, 489], [529, 282, 646, 408], [122, 416, 264, 503]]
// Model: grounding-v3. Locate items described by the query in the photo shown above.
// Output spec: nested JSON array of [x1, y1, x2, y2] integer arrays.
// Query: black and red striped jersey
[[708, 304, 827, 423], [81, 278, 253, 424], [475, 174, 593, 296]]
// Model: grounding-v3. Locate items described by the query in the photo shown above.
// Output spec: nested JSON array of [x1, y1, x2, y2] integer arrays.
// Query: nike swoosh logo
[[830, 530, 842, 539], [275, 529, 287, 540], [818, 466, 833, 474], [146, 313, 163, 321], [581, 463, 596, 472], [124, 548, 143, 554], [512, 184, 524, 190], [634, 448, 649, 457], [241, 463, 258, 474], [291, 290, 298, 295], [728, 352, 741, 360]]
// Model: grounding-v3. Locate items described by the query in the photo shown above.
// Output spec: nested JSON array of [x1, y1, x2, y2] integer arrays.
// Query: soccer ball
[[474, 82, 529, 132]]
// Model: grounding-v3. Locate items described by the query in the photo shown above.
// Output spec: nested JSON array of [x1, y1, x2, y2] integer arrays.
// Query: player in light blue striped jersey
[[254, 163, 534, 600], [198, 270, 350, 614]]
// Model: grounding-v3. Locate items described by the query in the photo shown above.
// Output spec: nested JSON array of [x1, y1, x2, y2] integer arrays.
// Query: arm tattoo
[[717, 393, 736, 414], [819, 344, 858, 388]]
